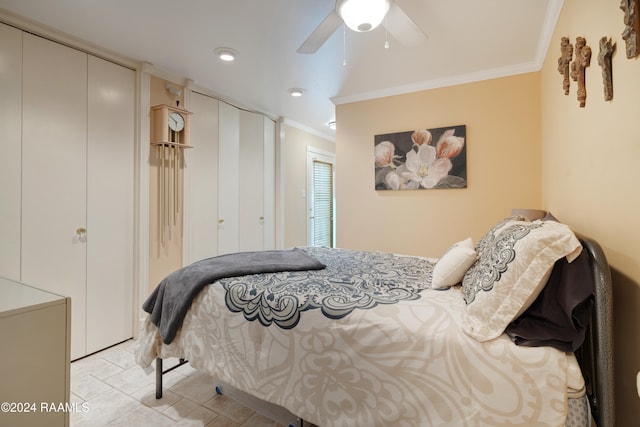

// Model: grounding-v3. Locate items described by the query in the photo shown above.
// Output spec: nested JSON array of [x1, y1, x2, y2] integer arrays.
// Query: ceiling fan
[[297, 0, 427, 54]]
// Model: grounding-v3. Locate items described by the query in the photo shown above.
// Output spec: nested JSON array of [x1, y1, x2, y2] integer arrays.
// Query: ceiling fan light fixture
[[337, 0, 390, 32]]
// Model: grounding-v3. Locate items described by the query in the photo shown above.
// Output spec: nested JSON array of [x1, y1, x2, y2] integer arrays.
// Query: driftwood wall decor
[[555, 3, 637, 107], [621, 0, 640, 58], [570, 37, 592, 108], [598, 37, 616, 101], [557, 37, 574, 95]]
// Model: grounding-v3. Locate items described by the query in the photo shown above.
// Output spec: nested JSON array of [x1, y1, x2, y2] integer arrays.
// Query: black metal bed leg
[[156, 357, 189, 399], [155, 358, 163, 399]]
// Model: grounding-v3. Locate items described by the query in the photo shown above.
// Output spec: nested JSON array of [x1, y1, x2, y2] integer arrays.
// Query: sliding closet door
[[217, 102, 240, 255], [85, 56, 134, 354], [186, 92, 220, 263], [0, 23, 22, 281], [21, 33, 88, 359]]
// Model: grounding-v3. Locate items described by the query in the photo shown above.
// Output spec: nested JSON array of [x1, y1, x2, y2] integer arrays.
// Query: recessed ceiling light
[[214, 47, 238, 62], [289, 88, 304, 97]]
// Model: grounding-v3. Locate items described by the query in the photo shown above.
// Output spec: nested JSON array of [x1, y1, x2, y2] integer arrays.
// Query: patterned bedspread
[[136, 247, 571, 427], [222, 247, 434, 328]]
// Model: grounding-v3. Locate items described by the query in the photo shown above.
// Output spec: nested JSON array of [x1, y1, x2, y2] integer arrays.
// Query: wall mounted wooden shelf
[[150, 141, 193, 149]]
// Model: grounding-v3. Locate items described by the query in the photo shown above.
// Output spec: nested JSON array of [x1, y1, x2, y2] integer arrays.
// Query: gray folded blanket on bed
[[143, 248, 326, 344]]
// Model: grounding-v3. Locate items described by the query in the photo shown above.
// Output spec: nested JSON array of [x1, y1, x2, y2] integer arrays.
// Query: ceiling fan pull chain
[[343, 25, 347, 66], [384, 15, 390, 49]]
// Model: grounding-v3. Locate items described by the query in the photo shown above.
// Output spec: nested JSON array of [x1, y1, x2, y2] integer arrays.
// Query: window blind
[[312, 159, 334, 247]]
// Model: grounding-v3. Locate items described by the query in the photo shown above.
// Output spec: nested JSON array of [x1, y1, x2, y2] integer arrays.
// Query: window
[[307, 148, 335, 247]]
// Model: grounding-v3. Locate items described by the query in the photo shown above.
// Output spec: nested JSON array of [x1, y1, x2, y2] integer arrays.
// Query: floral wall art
[[374, 125, 467, 190]]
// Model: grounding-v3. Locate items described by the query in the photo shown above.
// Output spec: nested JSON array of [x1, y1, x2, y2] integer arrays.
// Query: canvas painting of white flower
[[375, 125, 467, 190]]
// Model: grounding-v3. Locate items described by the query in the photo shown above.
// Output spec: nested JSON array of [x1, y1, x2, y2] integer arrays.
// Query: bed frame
[[154, 235, 615, 427], [575, 235, 615, 427]]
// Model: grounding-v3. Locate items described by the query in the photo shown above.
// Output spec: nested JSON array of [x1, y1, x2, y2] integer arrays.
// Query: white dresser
[[0, 277, 71, 427]]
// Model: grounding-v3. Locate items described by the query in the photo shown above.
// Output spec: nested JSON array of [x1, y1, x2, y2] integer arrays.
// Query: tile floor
[[70, 339, 286, 426]]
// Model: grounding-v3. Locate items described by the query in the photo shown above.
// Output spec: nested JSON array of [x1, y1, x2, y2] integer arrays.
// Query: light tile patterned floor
[[70, 339, 286, 427]]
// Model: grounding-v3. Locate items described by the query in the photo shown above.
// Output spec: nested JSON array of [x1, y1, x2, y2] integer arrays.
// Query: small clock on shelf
[[168, 111, 185, 143], [151, 104, 193, 148]]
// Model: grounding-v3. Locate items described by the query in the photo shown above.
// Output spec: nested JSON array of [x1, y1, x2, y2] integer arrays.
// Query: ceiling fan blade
[[383, 2, 428, 48], [297, 10, 343, 54]]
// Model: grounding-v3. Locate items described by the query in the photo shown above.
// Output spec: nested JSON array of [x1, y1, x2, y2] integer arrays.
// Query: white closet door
[[0, 23, 22, 281], [186, 92, 220, 263], [239, 110, 265, 252], [86, 56, 134, 354], [263, 117, 276, 250], [22, 34, 88, 359], [217, 102, 240, 255]]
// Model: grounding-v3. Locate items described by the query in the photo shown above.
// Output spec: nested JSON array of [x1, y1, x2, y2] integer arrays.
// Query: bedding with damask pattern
[[136, 243, 589, 427]]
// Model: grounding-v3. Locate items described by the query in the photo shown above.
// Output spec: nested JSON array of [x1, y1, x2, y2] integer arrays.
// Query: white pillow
[[461, 220, 582, 342], [431, 238, 477, 289]]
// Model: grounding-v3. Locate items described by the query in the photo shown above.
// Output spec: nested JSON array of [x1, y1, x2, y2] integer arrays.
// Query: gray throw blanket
[[143, 248, 326, 344]]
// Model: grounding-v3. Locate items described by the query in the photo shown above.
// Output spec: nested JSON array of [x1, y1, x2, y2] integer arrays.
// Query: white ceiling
[[0, 0, 562, 139]]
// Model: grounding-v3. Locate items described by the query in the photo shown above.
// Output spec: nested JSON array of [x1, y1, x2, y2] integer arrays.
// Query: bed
[[135, 216, 615, 427]]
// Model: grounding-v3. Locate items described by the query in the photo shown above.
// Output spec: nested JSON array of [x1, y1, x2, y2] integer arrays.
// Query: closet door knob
[[218, 219, 225, 224], [76, 227, 87, 242]]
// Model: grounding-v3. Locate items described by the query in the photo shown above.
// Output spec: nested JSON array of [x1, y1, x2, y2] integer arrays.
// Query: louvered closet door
[[85, 56, 134, 354], [21, 33, 88, 359]]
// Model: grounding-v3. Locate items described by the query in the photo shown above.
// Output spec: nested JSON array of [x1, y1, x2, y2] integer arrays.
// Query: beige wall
[[335, 73, 542, 257], [541, 0, 640, 422], [283, 124, 335, 248]]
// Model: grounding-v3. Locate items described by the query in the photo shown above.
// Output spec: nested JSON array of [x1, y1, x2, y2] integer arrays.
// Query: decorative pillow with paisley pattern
[[461, 219, 582, 342], [474, 215, 526, 256]]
